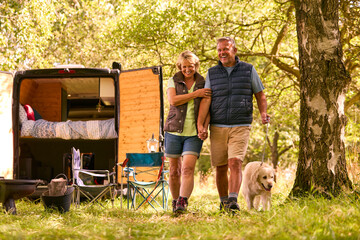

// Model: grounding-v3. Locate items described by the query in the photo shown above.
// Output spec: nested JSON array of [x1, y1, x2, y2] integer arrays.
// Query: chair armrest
[[78, 169, 109, 177], [118, 158, 129, 168], [80, 169, 109, 173], [123, 167, 134, 173]]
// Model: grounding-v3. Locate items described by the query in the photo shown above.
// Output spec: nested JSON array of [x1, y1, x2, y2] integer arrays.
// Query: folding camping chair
[[120, 152, 169, 211], [72, 148, 117, 208]]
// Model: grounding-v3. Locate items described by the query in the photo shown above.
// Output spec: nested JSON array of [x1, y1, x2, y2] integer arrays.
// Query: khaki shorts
[[210, 125, 251, 167]]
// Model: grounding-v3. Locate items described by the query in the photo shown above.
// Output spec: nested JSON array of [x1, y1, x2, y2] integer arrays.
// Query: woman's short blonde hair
[[176, 50, 200, 71]]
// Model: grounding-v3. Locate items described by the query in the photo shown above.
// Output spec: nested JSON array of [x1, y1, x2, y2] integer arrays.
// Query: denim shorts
[[164, 132, 203, 158]]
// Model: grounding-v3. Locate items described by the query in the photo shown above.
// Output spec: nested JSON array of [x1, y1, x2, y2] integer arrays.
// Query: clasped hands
[[197, 125, 208, 140]]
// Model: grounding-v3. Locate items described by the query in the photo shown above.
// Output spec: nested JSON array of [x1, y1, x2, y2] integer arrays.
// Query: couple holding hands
[[164, 37, 270, 214]]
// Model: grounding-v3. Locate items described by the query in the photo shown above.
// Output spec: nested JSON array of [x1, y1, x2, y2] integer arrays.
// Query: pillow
[[19, 104, 28, 124], [23, 104, 35, 121], [33, 107, 42, 120]]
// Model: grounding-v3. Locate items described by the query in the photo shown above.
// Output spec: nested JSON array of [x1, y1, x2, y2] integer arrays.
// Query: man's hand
[[262, 113, 270, 124], [197, 125, 208, 140]]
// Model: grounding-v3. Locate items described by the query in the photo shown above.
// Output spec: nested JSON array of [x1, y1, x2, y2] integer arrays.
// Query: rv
[[0, 63, 164, 184]]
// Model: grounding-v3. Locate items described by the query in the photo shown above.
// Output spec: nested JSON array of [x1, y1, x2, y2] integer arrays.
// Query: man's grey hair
[[216, 37, 236, 48]]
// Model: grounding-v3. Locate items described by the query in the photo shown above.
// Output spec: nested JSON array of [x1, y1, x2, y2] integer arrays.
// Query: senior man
[[197, 37, 270, 211]]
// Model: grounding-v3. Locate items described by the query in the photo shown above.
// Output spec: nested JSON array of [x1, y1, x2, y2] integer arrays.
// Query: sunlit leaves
[[0, 0, 358, 166]]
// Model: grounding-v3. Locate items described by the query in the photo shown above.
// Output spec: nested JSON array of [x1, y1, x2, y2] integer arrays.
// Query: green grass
[[1, 168, 360, 240]]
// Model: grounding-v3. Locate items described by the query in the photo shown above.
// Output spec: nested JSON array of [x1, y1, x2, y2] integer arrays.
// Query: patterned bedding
[[19, 105, 117, 139]]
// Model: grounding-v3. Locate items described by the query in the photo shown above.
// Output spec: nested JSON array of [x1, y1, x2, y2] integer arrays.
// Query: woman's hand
[[195, 88, 211, 98], [168, 87, 211, 106], [197, 124, 208, 140], [198, 130, 208, 140]]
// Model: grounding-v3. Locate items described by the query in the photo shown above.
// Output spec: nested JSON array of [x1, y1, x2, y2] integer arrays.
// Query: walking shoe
[[175, 197, 188, 214], [172, 199, 177, 213], [226, 198, 240, 212], [171, 199, 177, 213], [219, 201, 229, 211]]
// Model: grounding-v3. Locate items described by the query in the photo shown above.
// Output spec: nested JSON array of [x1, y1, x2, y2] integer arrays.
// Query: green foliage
[[1, 0, 359, 168], [196, 154, 211, 179], [0, 0, 57, 69]]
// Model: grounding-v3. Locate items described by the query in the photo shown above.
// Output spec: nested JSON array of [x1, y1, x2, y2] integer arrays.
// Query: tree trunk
[[291, 0, 352, 197], [267, 131, 292, 169]]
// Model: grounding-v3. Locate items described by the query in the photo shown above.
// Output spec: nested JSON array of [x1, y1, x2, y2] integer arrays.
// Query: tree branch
[[238, 52, 300, 79], [345, 92, 360, 112], [279, 145, 293, 156], [270, 4, 294, 56]]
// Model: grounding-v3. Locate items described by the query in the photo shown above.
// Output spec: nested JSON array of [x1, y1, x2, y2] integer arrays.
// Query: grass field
[[1, 166, 360, 240]]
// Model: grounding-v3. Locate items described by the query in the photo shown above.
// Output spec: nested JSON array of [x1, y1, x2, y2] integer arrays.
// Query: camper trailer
[[0, 63, 164, 184]]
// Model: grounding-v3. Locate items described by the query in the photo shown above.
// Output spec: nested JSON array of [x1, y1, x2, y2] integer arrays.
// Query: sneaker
[[172, 199, 177, 213], [219, 201, 229, 211], [226, 198, 240, 212], [175, 197, 188, 214]]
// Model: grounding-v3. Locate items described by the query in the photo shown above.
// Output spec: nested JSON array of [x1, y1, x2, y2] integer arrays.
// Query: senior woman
[[164, 50, 211, 214]]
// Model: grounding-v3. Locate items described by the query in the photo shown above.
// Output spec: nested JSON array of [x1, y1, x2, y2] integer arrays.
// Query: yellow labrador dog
[[241, 161, 276, 211]]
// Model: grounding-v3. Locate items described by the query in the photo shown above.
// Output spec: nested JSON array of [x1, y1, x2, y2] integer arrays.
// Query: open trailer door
[[117, 66, 164, 181], [12, 67, 120, 182], [0, 71, 14, 179]]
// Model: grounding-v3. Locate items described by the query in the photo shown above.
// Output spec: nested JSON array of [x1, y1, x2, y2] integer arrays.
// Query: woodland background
[[1, 0, 359, 184]]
